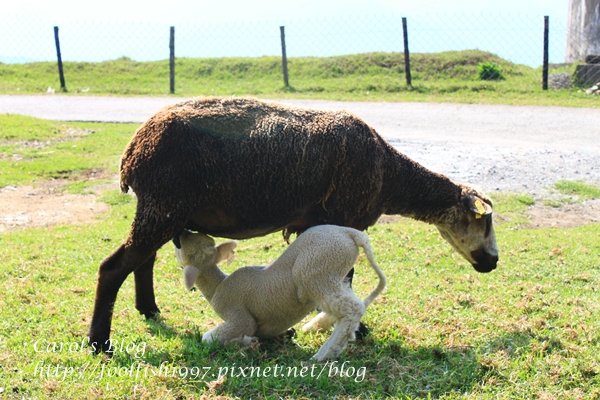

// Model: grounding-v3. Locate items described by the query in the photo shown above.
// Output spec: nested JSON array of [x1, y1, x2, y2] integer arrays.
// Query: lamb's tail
[[349, 230, 386, 308]]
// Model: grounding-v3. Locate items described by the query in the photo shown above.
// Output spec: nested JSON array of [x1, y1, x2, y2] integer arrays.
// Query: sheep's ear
[[183, 265, 200, 291], [215, 241, 237, 264], [172, 235, 182, 249], [464, 195, 492, 218]]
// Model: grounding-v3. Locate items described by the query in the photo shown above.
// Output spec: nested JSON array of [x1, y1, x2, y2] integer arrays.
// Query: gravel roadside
[[1, 95, 599, 198]]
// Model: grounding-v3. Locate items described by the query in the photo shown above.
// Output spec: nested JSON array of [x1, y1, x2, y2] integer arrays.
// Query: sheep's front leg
[[312, 290, 365, 362]]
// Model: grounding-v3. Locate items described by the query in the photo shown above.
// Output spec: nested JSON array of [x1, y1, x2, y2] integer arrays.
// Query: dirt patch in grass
[[1, 179, 599, 233], [524, 199, 600, 228], [379, 200, 600, 228], [0, 180, 109, 232]]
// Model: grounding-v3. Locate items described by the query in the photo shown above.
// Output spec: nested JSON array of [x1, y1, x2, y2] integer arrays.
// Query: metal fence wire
[[1, 13, 597, 94]]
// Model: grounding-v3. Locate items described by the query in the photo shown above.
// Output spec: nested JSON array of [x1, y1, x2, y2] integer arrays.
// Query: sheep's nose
[[471, 249, 498, 273]]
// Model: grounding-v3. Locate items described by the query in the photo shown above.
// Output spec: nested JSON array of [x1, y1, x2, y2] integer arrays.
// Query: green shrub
[[478, 62, 504, 80]]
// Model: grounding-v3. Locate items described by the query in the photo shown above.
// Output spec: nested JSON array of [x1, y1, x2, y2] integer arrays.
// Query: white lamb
[[177, 224, 386, 361]]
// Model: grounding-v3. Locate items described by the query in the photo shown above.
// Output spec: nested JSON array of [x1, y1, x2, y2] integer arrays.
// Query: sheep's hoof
[[89, 338, 114, 356], [140, 309, 161, 320], [355, 322, 370, 341]]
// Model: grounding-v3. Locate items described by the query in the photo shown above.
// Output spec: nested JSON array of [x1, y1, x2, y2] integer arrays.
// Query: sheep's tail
[[120, 180, 129, 193], [349, 230, 386, 308]]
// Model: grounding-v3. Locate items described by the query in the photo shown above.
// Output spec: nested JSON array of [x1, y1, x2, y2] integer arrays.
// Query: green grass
[[0, 115, 599, 399], [482, 193, 535, 228], [543, 181, 600, 208], [0, 114, 135, 188], [1, 51, 597, 107], [554, 180, 600, 200]]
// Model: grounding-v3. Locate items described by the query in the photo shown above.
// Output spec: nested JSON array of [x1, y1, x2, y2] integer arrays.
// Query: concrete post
[[566, 0, 600, 62]]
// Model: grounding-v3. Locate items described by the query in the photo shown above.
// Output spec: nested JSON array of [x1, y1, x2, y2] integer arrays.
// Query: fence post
[[169, 26, 175, 94], [280, 26, 290, 88], [53, 26, 67, 92], [402, 17, 412, 88], [542, 16, 549, 90]]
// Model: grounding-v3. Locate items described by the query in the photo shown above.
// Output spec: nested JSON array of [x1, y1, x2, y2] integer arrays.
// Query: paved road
[[1, 95, 599, 197]]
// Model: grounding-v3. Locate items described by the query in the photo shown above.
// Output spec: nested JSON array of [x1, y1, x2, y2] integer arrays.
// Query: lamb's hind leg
[[89, 197, 187, 353], [312, 289, 365, 362], [302, 311, 337, 332], [345, 268, 370, 339], [303, 274, 351, 333]]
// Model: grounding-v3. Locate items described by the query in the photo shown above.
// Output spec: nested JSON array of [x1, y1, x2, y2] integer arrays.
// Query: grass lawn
[[1, 50, 599, 108], [0, 116, 598, 399]]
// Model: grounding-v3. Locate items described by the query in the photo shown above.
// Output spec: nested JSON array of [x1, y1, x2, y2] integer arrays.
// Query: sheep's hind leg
[[89, 244, 155, 353], [134, 253, 160, 319], [312, 290, 365, 362]]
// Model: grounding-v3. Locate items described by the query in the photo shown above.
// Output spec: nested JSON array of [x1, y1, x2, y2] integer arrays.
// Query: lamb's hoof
[[355, 322, 370, 341], [241, 335, 260, 349], [311, 351, 334, 362], [285, 328, 296, 339], [269, 328, 296, 344], [202, 332, 217, 344]]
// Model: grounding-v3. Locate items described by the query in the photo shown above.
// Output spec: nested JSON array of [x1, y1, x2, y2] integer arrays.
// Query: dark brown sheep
[[89, 97, 498, 352]]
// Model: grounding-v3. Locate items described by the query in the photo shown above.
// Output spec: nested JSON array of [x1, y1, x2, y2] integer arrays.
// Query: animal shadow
[[110, 316, 517, 398]]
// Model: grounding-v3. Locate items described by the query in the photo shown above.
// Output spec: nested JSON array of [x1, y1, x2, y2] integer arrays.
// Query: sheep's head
[[175, 231, 237, 290], [435, 187, 498, 273]]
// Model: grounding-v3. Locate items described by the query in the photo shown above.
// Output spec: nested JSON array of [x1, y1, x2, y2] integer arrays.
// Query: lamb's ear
[[183, 265, 200, 291], [215, 241, 237, 264], [464, 195, 493, 218]]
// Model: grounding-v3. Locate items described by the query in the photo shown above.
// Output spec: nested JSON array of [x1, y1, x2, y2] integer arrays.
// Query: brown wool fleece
[[119, 97, 473, 244]]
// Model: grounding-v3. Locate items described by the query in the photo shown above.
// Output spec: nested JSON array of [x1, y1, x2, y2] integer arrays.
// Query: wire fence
[[1, 13, 597, 94]]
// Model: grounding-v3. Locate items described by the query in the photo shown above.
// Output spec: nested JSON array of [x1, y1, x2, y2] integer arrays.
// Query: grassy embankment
[[0, 50, 597, 107], [0, 115, 598, 399]]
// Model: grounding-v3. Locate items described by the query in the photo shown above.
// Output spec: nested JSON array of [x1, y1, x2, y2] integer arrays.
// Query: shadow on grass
[[104, 316, 535, 398]]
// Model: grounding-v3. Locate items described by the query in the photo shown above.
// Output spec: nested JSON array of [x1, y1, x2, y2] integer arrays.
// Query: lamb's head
[[175, 231, 236, 290], [435, 186, 498, 273]]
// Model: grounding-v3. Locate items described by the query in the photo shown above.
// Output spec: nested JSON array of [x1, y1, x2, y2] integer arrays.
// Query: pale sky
[[1, 0, 571, 64], [4, 0, 568, 23]]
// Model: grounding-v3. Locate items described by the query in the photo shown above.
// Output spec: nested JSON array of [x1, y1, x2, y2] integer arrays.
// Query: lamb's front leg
[[312, 291, 365, 361], [202, 312, 258, 348], [203, 326, 258, 347]]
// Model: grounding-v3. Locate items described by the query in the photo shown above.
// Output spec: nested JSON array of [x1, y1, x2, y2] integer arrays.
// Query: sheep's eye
[[484, 214, 492, 238]]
